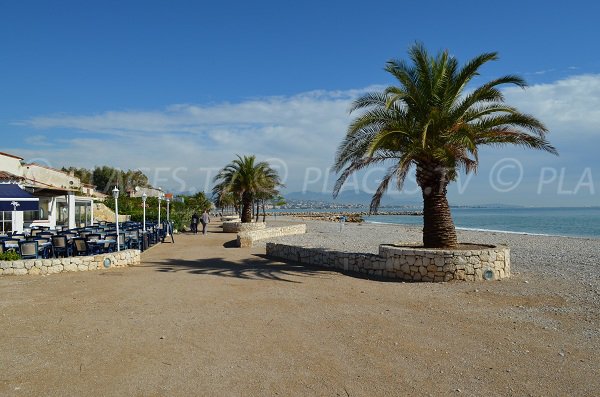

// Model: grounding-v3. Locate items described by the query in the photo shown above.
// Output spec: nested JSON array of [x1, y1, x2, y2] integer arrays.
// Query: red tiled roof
[[24, 163, 74, 177], [0, 151, 24, 160], [0, 171, 24, 181]]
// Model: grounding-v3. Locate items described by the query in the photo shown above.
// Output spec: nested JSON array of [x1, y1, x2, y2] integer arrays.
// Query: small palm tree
[[213, 155, 282, 223], [334, 43, 557, 248]]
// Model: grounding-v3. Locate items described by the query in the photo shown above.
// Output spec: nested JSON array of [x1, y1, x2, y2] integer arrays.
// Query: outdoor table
[[88, 239, 117, 253], [4, 242, 51, 257]]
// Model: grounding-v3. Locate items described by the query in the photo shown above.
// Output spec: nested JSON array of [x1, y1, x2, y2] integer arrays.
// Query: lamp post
[[166, 196, 171, 237], [166, 196, 170, 222], [142, 192, 147, 232], [112, 186, 120, 252], [157, 188, 162, 226]]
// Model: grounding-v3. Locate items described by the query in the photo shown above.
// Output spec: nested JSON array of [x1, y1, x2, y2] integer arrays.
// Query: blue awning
[[0, 184, 39, 211]]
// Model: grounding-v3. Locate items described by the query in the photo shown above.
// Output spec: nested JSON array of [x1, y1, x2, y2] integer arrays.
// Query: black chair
[[127, 230, 140, 249], [86, 233, 101, 241], [19, 241, 39, 259], [73, 238, 93, 256], [52, 235, 72, 258], [34, 238, 53, 258]]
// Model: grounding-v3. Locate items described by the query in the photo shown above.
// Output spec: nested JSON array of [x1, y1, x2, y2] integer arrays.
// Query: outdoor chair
[[19, 241, 39, 259], [106, 233, 127, 250], [86, 233, 101, 241], [86, 234, 106, 253], [73, 238, 93, 256], [51, 235, 71, 258], [127, 230, 140, 249], [30, 229, 42, 237], [34, 238, 52, 258], [120, 233, 129, 249]]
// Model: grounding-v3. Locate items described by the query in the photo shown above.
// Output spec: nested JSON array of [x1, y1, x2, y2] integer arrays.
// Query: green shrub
[[0, 251, 21, 261], [103, 192, 212, 232]]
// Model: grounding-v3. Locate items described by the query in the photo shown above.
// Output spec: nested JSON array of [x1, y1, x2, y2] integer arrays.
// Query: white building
[[0, 152, 96, 233]]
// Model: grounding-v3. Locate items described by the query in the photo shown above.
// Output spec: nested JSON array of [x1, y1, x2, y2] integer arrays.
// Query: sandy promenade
[[0, 220, 598, 396]]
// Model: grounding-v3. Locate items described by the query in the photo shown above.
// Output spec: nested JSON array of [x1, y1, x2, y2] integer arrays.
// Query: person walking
[[191, 212, 199, 234], [201, 209, 210, 235]]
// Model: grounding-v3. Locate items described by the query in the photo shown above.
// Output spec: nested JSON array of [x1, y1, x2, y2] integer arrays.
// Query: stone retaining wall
[[266, 243, 510, 282], [0, 249, 141, 276], [238, 224, 307, 248], [222, 222, 266, 233]]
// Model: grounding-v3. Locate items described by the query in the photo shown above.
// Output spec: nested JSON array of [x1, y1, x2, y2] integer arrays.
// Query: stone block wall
[[0, 250, 141, 276], [238, 224, 307, 248], [266, 243, 510, 282], [222, 222, 266, 233]]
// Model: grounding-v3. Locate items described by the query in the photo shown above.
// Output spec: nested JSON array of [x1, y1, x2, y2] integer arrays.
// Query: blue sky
[[1, 0, 599, 206]]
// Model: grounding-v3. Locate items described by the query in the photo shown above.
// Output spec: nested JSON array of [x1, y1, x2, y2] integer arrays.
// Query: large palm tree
[[333, 44, 557, 248], [213, 155, 282, 223]]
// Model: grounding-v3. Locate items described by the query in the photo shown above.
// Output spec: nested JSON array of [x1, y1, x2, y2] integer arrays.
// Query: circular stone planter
[[221, 215, 241, 222], [378, 243, 510, 282], [222, 221, 267, 233]]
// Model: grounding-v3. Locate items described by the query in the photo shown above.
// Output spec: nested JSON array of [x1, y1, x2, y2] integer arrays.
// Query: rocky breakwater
[[271, 210, 422, 223]]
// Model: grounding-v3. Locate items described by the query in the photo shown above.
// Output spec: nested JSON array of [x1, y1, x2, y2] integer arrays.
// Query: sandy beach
[[0, 219, 598, 396]]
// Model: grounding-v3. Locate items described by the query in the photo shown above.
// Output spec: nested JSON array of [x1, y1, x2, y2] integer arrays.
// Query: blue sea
[[366, 207, 600, 239]]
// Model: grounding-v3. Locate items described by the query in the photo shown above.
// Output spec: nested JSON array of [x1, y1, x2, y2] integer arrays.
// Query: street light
[[142, 192, 147, 232], [166, 196, 171, 222], [166, 196, 171, 238], [112, 186, 120, 252], [157, 188, 162, 226]]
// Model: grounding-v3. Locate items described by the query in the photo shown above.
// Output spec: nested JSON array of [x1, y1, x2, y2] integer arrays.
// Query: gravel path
[[263, 218, 599, 281], [1, 221, 598, 396], [263, 218, 600, 334]]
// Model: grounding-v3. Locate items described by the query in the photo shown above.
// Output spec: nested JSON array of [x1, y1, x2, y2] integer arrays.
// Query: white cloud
[[9, 75, 600, 205], [504, 74, 600, 136]]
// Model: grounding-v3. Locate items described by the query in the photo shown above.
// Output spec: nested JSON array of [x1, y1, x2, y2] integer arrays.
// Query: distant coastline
[[268, 207, 600, 238]]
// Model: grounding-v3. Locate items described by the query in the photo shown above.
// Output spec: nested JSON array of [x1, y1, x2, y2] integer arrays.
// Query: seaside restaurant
[[0, 152, 96, 233], [0, 182, 39, 234]]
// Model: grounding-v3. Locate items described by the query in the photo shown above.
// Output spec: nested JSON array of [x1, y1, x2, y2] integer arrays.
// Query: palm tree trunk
[[255, 201, 260, 222], [241, 193, 253, 223], [262, 200, 266, 222], [417, 163, 458, 248]]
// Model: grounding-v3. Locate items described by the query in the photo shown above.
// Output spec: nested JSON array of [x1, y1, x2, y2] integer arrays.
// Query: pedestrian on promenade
[[191, 212, 199, 234], [201, 209, 210, 235]]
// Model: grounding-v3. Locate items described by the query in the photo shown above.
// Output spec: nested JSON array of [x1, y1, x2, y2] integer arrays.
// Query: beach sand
[[0, 219, 598, 396]]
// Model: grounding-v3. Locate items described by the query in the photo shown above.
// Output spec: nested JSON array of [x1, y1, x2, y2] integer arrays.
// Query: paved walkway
[[0, 223, 597, 396]]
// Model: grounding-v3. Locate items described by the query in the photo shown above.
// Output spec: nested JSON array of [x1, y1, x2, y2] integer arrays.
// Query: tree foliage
[[213, 155, 282, 223], [62, 166, 150, 194], [334, 43, 557, 248], [104, 192, 212, 231]]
